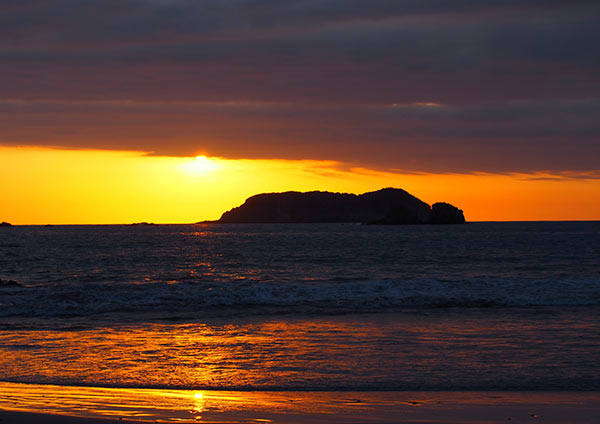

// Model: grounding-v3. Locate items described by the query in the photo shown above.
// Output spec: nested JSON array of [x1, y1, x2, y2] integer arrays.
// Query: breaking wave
[[1, 276, 598, 318]]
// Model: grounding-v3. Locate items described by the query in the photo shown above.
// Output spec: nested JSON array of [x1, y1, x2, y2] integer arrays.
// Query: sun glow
[[1, 146, 599, 224], [179, 155, 221, 174]]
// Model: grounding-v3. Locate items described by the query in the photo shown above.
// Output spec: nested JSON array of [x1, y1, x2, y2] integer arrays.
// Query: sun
[[179, 155, 221, 174], [193, 156, 219, 173]]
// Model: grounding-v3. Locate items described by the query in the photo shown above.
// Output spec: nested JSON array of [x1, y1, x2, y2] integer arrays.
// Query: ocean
[[1, 222, 599, 393]]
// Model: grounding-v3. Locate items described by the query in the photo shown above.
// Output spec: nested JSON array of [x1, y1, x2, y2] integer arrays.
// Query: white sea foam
[[1, 276, 599, 318]]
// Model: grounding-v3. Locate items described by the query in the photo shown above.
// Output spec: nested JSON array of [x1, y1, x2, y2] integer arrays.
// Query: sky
[[1, 0, 599, 223]]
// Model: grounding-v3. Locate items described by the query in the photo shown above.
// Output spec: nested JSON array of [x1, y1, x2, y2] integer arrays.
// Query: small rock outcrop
[[430, 202, 466, 224], [0, 222, 12, 227], [218, 188, 465, 225], [0, 278, 21, 287]]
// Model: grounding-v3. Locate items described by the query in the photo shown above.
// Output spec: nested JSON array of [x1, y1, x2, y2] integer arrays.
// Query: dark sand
[[0, 410, 140, 424]]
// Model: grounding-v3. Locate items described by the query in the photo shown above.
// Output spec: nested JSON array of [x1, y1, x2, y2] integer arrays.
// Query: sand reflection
[[0, 382, 599, 423]]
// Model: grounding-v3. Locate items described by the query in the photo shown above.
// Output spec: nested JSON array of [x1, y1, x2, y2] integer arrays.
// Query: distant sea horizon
[[3, 219, 600, 225]]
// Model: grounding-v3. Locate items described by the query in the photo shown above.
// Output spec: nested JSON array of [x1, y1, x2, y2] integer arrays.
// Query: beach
[[1, 382, 600, 423], [0, 411, 139, 424]]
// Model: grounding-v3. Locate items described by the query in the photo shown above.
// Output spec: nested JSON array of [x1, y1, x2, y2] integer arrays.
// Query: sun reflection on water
[[0, 382, 598, 423], [0, 313, 598, 392]]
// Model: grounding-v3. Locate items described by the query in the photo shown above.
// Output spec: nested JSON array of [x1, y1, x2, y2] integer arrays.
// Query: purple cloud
[[0, 1, 599, 173]]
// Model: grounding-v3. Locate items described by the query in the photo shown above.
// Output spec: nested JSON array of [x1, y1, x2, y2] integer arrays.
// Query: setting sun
[[1, 146, 599, 224], [179, 155, 221, 175]]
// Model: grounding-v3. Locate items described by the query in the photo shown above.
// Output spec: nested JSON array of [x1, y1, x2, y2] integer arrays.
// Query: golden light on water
[[0, 311, 599, 422]]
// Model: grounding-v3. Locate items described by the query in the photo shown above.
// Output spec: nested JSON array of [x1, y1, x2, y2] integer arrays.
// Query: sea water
[[0, 222, 599, 391]]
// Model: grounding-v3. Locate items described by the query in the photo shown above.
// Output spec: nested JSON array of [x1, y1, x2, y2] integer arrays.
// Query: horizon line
[[3, 220, 600, 226]]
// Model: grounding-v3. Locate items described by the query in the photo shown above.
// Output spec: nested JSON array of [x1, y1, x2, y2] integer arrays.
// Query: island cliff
[[219, 188, 465, 224]]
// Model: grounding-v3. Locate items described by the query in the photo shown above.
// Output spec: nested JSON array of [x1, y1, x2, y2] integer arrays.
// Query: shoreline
[[0, 411, 140, 424], [1, 382, 599, 424]]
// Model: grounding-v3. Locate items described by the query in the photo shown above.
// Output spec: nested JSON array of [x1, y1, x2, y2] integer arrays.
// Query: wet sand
[[1, 382, 599, 423], [0, 410, 139, 424]]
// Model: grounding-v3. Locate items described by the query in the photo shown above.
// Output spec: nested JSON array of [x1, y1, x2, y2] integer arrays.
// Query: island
[[0, 222, 12, 227], [217, 188, 465, 224]]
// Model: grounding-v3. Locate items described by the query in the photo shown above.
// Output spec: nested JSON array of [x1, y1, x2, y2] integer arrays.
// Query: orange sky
[[2, 3, 599, 225], [1, 146, 598, 224]]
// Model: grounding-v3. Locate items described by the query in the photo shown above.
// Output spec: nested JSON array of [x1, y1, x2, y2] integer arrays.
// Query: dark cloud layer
[[2, 99, 598, 174], [0, 0, 599, 173]]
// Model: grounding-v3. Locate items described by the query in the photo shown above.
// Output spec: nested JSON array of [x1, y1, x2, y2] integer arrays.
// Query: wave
[[1, 277, 599, 318]]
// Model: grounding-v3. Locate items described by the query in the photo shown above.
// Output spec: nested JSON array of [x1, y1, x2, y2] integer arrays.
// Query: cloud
[[1, 1, 599, 103], [0, 1, 599, 174], [1, 99, 598, 174]]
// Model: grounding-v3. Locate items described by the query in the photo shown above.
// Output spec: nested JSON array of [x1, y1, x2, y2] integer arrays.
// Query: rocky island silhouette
[[217, 188, 465, 224]]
